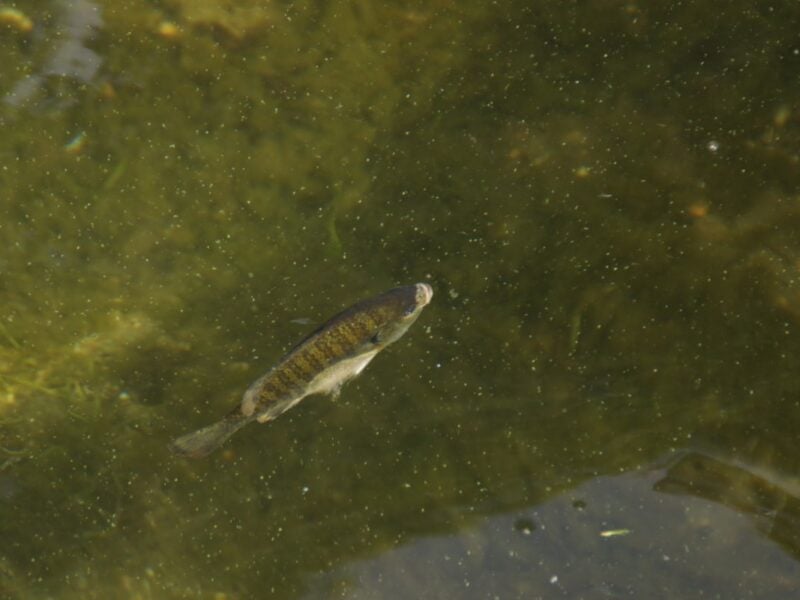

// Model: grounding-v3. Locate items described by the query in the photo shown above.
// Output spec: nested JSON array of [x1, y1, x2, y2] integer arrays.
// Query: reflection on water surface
[[1, 0, 800, 598], [306, 453, 800, 599]]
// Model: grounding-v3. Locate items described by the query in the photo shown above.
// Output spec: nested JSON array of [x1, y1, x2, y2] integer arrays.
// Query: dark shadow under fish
[[169, 283, 433, 458]]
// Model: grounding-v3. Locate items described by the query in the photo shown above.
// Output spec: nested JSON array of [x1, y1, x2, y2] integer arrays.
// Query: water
[[1, 1, 800, 598]]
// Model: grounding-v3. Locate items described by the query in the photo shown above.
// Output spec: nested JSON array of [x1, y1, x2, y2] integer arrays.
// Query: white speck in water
[[707, 140, 719, 153]]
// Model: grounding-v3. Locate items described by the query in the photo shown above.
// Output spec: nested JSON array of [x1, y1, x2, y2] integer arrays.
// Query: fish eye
[[402, 305, 416, 317]]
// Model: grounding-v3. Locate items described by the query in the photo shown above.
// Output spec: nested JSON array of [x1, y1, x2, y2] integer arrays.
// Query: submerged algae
[[1, 0, 800, 598]]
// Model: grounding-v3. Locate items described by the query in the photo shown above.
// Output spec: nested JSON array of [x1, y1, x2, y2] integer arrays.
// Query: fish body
[[169, 283, 433, 458]]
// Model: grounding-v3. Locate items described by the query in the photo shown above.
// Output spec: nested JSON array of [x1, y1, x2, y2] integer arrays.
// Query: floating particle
[[0, 8, 33, 32], [600, 528, 631, 538], [157, 21, 181, 41], [65, 131, 88, 154]]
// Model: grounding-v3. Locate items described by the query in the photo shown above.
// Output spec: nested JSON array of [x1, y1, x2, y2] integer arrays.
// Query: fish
[[169, 283, 433, 458]]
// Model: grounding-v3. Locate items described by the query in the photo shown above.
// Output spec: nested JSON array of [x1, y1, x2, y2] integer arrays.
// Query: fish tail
[[169, 410, 252, 459]]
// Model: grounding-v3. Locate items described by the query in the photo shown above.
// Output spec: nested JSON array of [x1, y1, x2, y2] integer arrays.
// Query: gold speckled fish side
[[169, 283, 433, 458]]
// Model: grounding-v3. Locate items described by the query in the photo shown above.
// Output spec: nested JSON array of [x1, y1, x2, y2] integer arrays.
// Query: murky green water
[[2, 1, 800, 598]]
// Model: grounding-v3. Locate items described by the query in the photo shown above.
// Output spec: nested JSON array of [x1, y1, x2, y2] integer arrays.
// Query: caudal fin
[[169, 412, 251, 458]]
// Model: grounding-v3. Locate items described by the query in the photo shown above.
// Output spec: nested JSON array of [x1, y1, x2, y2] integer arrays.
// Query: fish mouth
[[415, 283, 433, 306]]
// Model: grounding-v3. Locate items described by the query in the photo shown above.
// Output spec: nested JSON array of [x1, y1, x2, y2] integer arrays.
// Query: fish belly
[[305, 350, 378, 396], [253, 350, 379, 424]]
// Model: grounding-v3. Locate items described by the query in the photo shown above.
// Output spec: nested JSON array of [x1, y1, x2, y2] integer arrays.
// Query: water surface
[[1, 1, 800, 598]]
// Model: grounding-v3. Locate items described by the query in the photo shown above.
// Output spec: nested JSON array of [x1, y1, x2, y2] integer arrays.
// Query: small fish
[[170, 283, 433, 458]]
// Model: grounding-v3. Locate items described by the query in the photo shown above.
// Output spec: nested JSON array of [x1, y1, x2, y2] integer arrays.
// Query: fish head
[[368, 283, 433, 347]]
